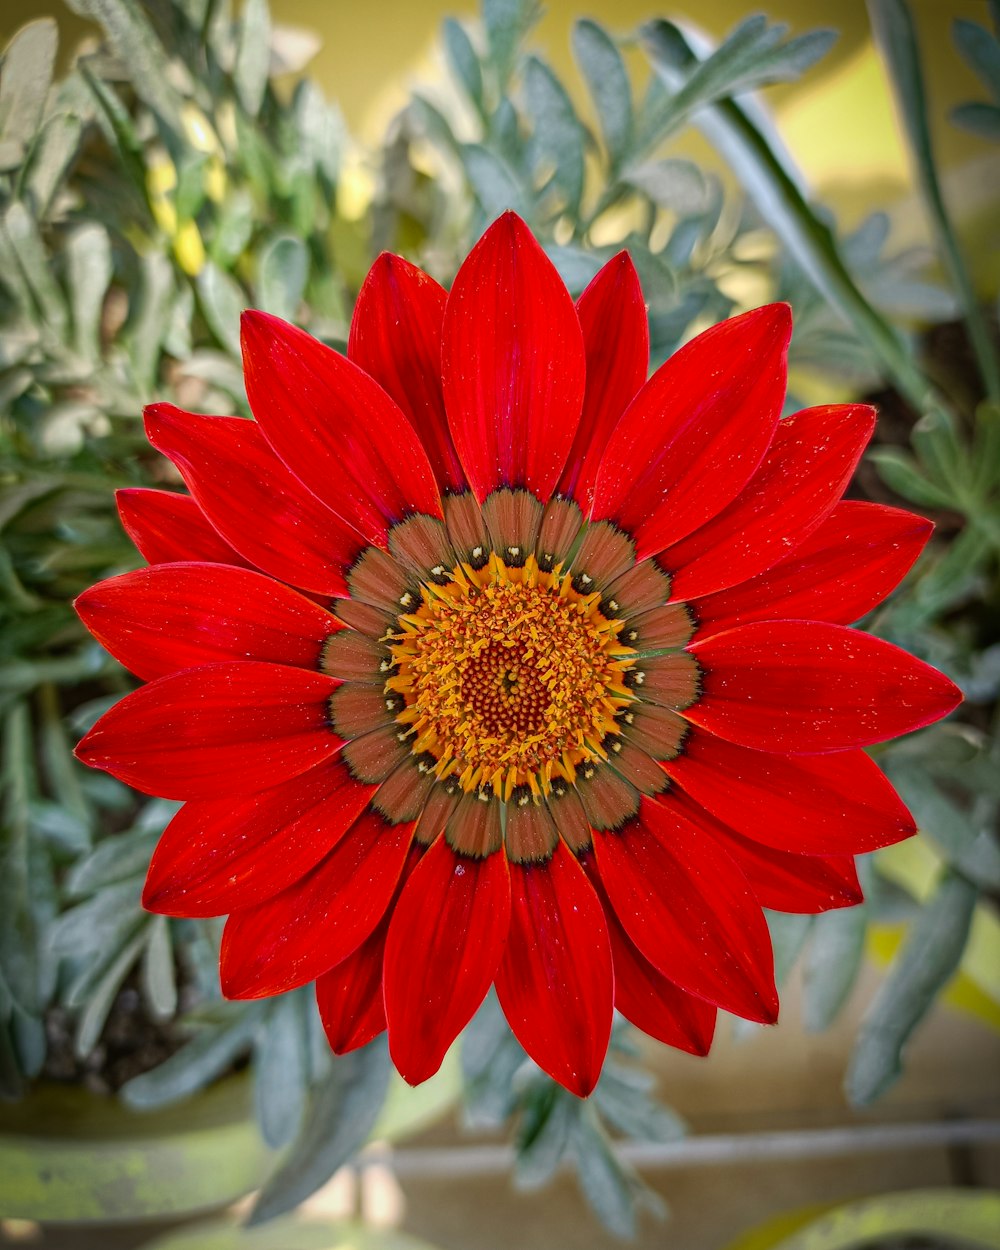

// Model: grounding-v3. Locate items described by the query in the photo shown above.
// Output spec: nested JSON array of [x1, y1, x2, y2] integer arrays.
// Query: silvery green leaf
[[490, 94, 521, 162], [886, 761, 1000, 890], [181, 349, 247, 398], [234, 0, 271, 116], [25, 112, 84, 217], [443, 18, 484, 115], [164, 284, 194, 359], [53, 878, 144, 958], [211, 186, 255, 268], [953, 18, 1000, 101], [914, 524, 993, 615], [409, 94, 461, 158], [461, 142, 529, 219], [625, 158, 714, 216], [253, 992, 310, 1149], [524, 56, 585, 215], [593, 1061, 686, 1144], [1, 202, 69, 336], [640, 20, 926, 412], [28, 801, 90, 855], [37, 691, 91, 831], [951, 100, 1000, 139], [514, 1086, 577, 1190], [571, 1105, 666, 1238], [461, 992, 523, 1128], [870, 0, 1000, 403], [803, 905, 867, 1032], [638, 17, 835, 154], [249, 1037, 392, 1224], [74, 927, 147, 1057], [66, 223, 112, 366], [845, 871, 977, 1105], [572, 20, 632, 171], [127, 249, 174, 390], [197, 261, 245, 357], [141, 914, 177, 1020], [64, 0, 187, 135], [0, 19, 58, 147], [256, 234, 309, 322], [122, 1006, 264, 1108], [0, 703, 38, 1014], [292, 80, 344, 182], [867, 449, 954, 508], [483, 0, 538, 90]]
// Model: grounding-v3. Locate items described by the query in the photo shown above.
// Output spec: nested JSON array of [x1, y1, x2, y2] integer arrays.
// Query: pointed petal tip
[[738, 301, 793, 348], [140, 878, 177, 916], [143, 401, 186, 444], [482, 208, 534, 248], [566, 1066, 601, 1099], [389, 1042, 447, 1089], [239, 307, 292, 356]]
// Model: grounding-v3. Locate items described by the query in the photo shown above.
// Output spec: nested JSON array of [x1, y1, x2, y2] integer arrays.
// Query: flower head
[[75, 213, 961, 1097]]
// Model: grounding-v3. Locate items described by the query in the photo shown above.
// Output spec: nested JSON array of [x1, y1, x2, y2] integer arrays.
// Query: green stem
[[868, 0, 1000, 404]]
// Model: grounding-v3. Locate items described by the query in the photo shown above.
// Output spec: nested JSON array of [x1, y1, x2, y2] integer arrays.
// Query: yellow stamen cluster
[[386, 553, 636, 799]]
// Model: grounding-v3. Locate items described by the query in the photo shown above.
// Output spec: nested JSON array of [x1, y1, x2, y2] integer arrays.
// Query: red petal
[[384, 838, 511, 1084], [592, 796, 777, 1023], [582, 854, 716, 1056], [349, 253, 466, 496], [144, 404, 360, 597], [220, 809, 412, 998], [557, 253, 648, 510], [441, 212, 586, 502], [75, 661, 341, 800], [694, 501, 933, 634], [660, 404, 875, 600], [664, 731, 915, 856], [722, 835, 862, 913], [687, 620, 962, 752], [316, 924, 388, 1053], [591, 305, 791, 557], [495, 840, 612, 1096], [143, 760, 375, 917], [317, 845, 425, 1054], [116, 488, 253, 569], [241, 310, 442, 545], [672, 791, 863, 914], [75, 562, 340, 682]]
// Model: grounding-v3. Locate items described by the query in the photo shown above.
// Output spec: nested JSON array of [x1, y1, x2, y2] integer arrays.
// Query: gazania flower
[[75, 212, 961, 1097]]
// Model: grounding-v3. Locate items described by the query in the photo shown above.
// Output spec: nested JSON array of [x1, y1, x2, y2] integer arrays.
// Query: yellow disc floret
[[386, 553, 637, 800]]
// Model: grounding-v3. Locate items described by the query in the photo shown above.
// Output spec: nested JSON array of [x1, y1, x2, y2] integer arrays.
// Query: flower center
[[386, 552, 636, 799]]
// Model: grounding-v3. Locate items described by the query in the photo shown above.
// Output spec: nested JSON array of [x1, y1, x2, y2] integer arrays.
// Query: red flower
[[75, 213, 960, 1097]]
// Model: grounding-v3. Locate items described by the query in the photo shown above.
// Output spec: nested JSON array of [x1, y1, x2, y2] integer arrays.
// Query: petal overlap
[[242, 311, 442, 544], [145, 404, 362, 597], [591, 304, 791, 556]]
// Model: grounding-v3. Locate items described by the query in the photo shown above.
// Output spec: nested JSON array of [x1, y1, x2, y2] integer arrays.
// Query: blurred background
[[0, 2, 998, 1249]]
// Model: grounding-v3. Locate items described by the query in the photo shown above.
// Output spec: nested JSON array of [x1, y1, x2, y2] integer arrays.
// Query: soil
[[40, 980, 186, 1095]]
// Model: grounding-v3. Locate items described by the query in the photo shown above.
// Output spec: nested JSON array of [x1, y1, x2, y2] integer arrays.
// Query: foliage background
[[0, 0, 998, 1238]]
